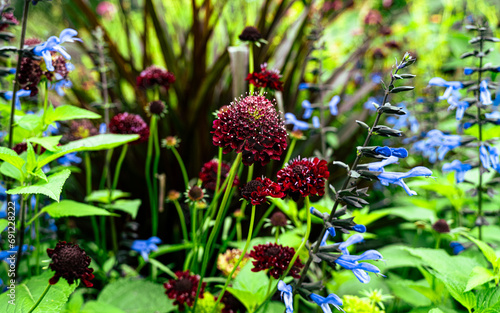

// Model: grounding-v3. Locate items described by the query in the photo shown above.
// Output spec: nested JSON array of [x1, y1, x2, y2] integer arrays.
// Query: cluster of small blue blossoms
[[285, 95, 339, 131]]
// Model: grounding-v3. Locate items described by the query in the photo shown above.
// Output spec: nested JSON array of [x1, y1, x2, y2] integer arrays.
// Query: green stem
[[27, 283, 51, 313], [282, 138, 297, 168], [191, 203, 198, 269], [253, 203, 276, 238], [275, 228, 280, 243], [34, 194, 40, 275], [152, 117, 161, 214], [249, 43, 254, 94], [99, 149, 114, 190], [145, 116, 157, 235], [85, 153, 100, 246], [476, 34, 484, 241], [236, 164, 254, 241], [193, 153, 242, 312], [173, 200, 189, 243], [286, 197, 312, 278], [112, 145, 128, 191], [435, 234, 441, 250], [211, 205, 257, 313], [215, 147, 223, 192], [171, 146, 189, 189]]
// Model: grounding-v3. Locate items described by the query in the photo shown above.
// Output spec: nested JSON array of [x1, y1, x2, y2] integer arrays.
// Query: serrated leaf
[[42, 200, 117, 218], [465, 266, 495, 291], [46, 105, 101, 124], [476, 287, 500, 311], [26, 142, 36, 174], [85, 189, 131, 204], [37, 134, 138, 168], [7, 169, 71, 201], [0, 147, 25, 169], [28, 136, 62, 152], [462, 234, 498, 267], [32, 168, 48, 182], [104, 199, 141, 219], [0, 161, 22, 181]]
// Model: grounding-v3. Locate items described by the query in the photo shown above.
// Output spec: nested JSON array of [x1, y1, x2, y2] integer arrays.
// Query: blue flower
[[298, 83, 310, 90], [450, 242, 465, 255], [374, 146, 408, 158], [371, 73, 382, 84], [464, 68, 474, 75], [285, 113, 310, 131], [302, 100, 313, 119], [428, 77, 463, 100], [0, 183, 19, 218], [352, 224, 366, 233], [416, 130, 462, 161], [377, 166, 433, 196], [386, 103, 420, 133], [33, 28, 82, 71], [57, 152, 82, 166], [312, 116, 320, 128], [310, 293, 343, 313], [363, 97, 380, 112], [338, 234, 364, 254], [99, 123, 107, 134], [321, 227, 336, 246], [2, 89, 31, 110], [278, 280, 294, 313], [488, 146, 500, 173], [485, 111, 500, 124], [0, 245, 33, 265], [479, 145, 490, 169], [442, 160, 472, 183], [366, 156, 399, 172], [479, 80, 493, 105], [446, 96, 469, 121], [131, 236, 162, 261], [50, 78, 72, 96], [329, 95, 340, 116]]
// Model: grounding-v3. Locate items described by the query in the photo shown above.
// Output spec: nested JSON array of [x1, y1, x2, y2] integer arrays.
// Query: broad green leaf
[[150, 243, 193, 258], [0, 219, 8, 232], [97, 278, 175, 313], [42, 200, 118, 218], [37, 134, 138, 168], [465, 266, 495, 291], [32, 168, 47, 182], [85, 189, 131, 204], [17, 114, 43, 132], [0, 271, 77, 313], [7, 169, 71, 201], [104, 199, 141, 219], [386, 275, 432, 307], [0, 147, 25, 169], [81, 301, 127, 313], [46, 105, 101, 124], [377, 206, 436, 222], [428, 309, 445, 313], [0, 161, 22, 181], [225, 262, 269, 311], [26, 143, 36, 174], [476, 287, 500, 312], [378, 245, 424, 270], [434, 270, 476, 311], [463, 234, 498, 267], [255, 301, 286, 313], [28, 136, 62, 152], [65, 289, 85, 313]]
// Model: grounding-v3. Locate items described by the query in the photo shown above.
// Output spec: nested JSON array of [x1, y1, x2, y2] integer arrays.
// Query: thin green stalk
[[85, 153, 100, 246], [476, 33, 484, 240], [253, 203, 276, 238], [152, 117, 161, 216], [275, 228, 279, 243], [145, 116, 157, 235], [171, 146, 189, 189], [248, 43, 254, 94], [99, 149, 114, 190], [216, 147, 223, 192], [14, 198, 26, 280], [193, 153, 242, 312], [33, 195, 41, 275], [173, 200, 189, 243], [211, 205, 257, 313], [112, 145, 128, 191], [236, 164, 254, 241], [27, 283, 51, 313], [282, 138, 297, 168], [191, 203, 198, 269]]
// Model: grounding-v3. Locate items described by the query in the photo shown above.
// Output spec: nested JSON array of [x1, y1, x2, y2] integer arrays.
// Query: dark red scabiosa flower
[[0, 11, 19, 32], [218, 292, 246, 313], [364, 9, 382, 25], [45, 55, 71, 82], [238, 26, 262, 42], [109, 112, 150, 144], [186, 185, 205, 202], [249, 243, 304, 279], [199, 159, 240, 192], [136, 66, 176, 90], [212, 95, 288, 166], [240, 177, 284, 206], [13, 142, 46, 155], [270, 211, 288, 227], [246, 63, 284, 92], [164, 270, 206, 311], [47, 241, 94, 287], [65, 119, 99, 142], [432, 219, 450, 233], [277, 157, 329, 201], [146, 100, 167, 116], [17, 55, 44, 96]]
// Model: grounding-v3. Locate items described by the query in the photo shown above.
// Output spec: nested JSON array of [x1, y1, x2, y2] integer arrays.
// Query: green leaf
[[377, 206, 436, 222], [32, 168, 48, 182], [97, 278, 175, 313], [85, 189, 131, 204], [428, 309, 445, 313], [81, 301, 127, 313], [28, 136, 62, 152], [462, 234, 498, 267], [0, 219, 8, 232], [255, 301, 286, 313], [46, 105, 101, 124], [7, 169, 71, 201], [104, 199, 141, 219], [0, 271, 77, 313], [386, 274, 432, 307], [65, 289, 85, 313], [476, 287, 500, 312], [465, 266, 495, 291], [37, 134, 138, 168], [0, 161, 22, 181], [42, 200, 118, 218], [26, 142, 36, 174], [0, 147, 25, 169], [17, 114, 43, 132], [225, 262, 269, 312]]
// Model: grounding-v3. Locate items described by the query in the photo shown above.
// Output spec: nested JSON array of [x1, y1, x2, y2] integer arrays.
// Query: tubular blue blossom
[[312, 116, 320, 128], [488, 146, 500, 173], [285, 113, 309, 131], [374, 146, 408, 158], [386, 103, 420, 133], [352, 224, 367, 233], [302, 100, 313, 119], [366, 156, 399, 172], [33, 28, 82, 71], [131, 236, 161, 261], [428, 77, 463, 100], [485, 111, 500, 124], [377, 166, 433, 196], [415, 130, 462, 161], [57, 152, 82, 166], [442, 160, 472, 183], [479, 145, 490, 169], [464, 68, 474, 75], [479, 80, 493, 105], [447, 96, 469, 121], [2, 89, 31, 110], [338, 234, 364, 254], [450, 242, 465, 255], [278, 280, 294, 313], [310, 293, 343, 313], [320, 227, 336, 246], [329, 95, 340, 116]]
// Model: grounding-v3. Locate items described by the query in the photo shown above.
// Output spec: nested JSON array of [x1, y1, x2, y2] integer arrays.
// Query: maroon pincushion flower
[[17, 56, 44, 96], [13, 142, 46, 155], [199, 159, 239, 192], [109, 112, 150, 144], [212, 95, 288, 166], [45, 56, 70, 82], [246, 63, 284, 91], [270, 211, 288, 227], [277, 157, 330, 200], [0, 11, 19, 32], [432, 219, 450, 233], [47, 241, 94, 287], [66, 119, 99, 142], [240, 177, 284, 206], [249, 243, 304, 279], [136, 66, 176, 90], [164, 270, 206, 310], [218, 292, 246, 313], [238, 26, 263, 42]]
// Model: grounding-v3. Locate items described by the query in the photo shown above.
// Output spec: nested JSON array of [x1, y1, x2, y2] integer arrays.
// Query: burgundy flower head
[[199, 159, 239, 192], [109, 112, 150, 144], [238, 26, 263, 42], [246, 63, 284, 91], [66, 119, 99, 142], [147, 100, 166, 115], [164, 270, 206, 311], [249, 243, 304, 279], [218, 292, 246, 313], [45, 55, 71, 82], [137, 66, 175, 90], [277, 157, 330, 200], [13, 142, 46, 155], [432, 219, 450, 233], [270, 211, 288, 227], [18, 56, 44, 96], [240, 177, 284, 206], [0, 11, 18, 32], [47, 241, 94, 287], [212, 95, 288, 166]]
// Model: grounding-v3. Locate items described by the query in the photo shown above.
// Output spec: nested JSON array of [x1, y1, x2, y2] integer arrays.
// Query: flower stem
[[249, 43, 254, 94], [476, 32, 484, 241], [211, 205, 257, 313], [85, 153, 100, 246], [171, 146, 189, 190], [152, 117, 161, 215], [173, 199, 189, 243], [215, 147, 223, 192], [282, 138, 297, 168], [253, 203, 276, 238], [145, 116, 157, 235], [112, 144, 128, 191], [285, 196, 311, 278], [27, 283, 51, 313], [236, 164, 253, 241], [193, 153, 242, 312]]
